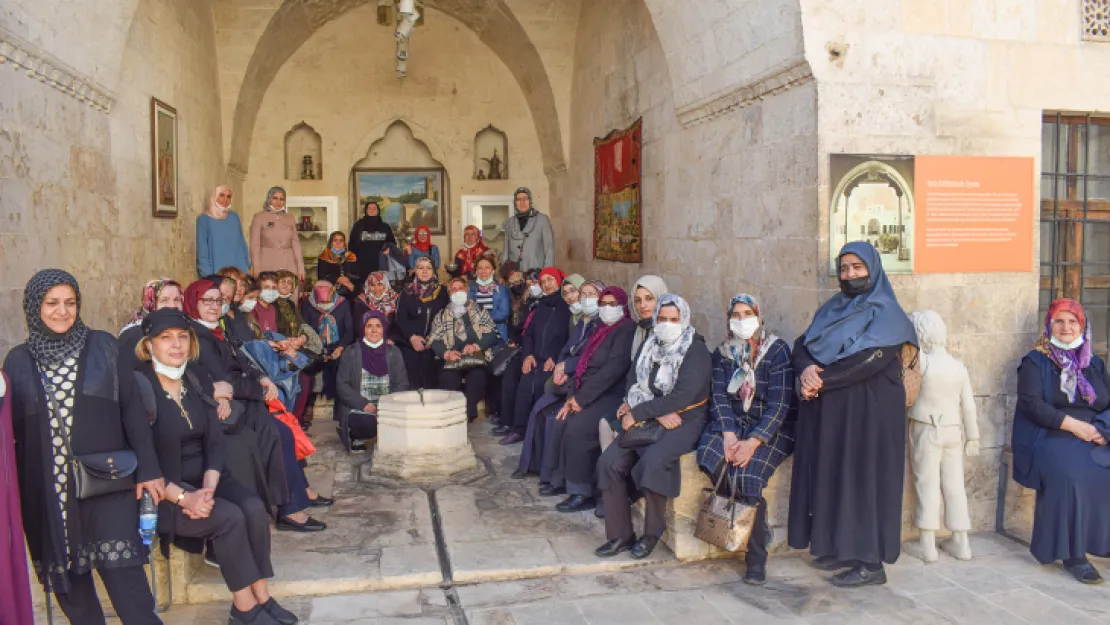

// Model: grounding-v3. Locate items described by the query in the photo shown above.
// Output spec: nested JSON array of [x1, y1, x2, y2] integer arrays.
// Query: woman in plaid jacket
[[696, 293, 796, 586]]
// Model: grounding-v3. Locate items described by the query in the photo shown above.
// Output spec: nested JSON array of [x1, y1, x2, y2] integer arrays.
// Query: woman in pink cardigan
[[249, 186, 305, 283]]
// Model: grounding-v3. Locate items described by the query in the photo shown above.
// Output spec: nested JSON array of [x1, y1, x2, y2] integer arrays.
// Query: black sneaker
[[262, 598, 299, 625], [229, 605, 280, 625], [744, 563, 767, 586], [830, 564, 887, 588]]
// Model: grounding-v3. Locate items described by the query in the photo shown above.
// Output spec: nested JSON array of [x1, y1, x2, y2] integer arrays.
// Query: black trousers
[[400, 345, 439, 390], [498, 354, 523, 427], [439, 367, 488, 419], [512, 369, 551, 433], [53, 566, 161, 625], [485, 368, 503, 420], [599, 445, 667, 542], [173, 478, 274, 592]]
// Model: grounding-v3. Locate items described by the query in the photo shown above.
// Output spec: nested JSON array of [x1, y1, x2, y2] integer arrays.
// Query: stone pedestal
[[373, 390, 478, 481]]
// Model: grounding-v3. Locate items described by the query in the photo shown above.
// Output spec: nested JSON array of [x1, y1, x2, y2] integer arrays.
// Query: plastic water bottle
[[139, 491, 157, 546]]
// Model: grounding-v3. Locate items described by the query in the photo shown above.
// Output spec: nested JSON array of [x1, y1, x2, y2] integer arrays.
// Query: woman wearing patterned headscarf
[[395, 256, 449, 388], [249, 186, 305, 283], [2, 270, 165, 623], [1013, 298, 1110, 584], [594, 293, 711, 561], [450, 225, 490, 278], [301, 280, 354, 401], [196, 184, 250, 277], [788, 241, 916, 588], [696, 293, 796, 585], [354, 272, 401, 343], [118, 278, 185, 375]]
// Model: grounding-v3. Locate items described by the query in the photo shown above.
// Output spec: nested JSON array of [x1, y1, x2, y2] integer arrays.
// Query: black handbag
[[617, 396, 708, 450], [490, 345, 521, 376], [42, 376, 137, 500]]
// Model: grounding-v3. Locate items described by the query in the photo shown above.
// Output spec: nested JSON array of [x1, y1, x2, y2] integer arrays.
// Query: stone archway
[[226, 0, 566, 182]]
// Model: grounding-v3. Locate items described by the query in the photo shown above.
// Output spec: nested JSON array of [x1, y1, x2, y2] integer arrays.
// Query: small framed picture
[[151, 98, 178, 218]]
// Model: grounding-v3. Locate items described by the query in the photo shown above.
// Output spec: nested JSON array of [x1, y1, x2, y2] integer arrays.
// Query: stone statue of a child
[[907, 310, 980, 562]]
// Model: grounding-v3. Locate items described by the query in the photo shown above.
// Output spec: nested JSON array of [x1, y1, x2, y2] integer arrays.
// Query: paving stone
[[466, 607, 517, 625], [574, 595, 663, 625], [981, 588, 1102, 625], [914, 588, 1028, 625], [639, 589, 733, 624], [454, 577, 563, 608], [449, 537, 563, 583], [509, 602, 589, 625], [930, 562, 1031, 596], [308, 590, 423, 621]]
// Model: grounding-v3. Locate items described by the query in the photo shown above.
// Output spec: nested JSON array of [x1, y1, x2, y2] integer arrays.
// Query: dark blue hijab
[[802, 241, 916, 365]]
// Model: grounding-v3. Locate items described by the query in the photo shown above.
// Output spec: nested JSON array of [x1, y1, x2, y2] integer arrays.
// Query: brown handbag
[[901, 343, 922, 407], [694, 460, 758, 552]]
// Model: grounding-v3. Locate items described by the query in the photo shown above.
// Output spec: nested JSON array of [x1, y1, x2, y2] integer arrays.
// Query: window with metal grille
[[1040, 113, 1110, 358]]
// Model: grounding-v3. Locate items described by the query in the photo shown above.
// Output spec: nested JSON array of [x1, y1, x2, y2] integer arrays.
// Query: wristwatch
[[175, 491, 186, 506]]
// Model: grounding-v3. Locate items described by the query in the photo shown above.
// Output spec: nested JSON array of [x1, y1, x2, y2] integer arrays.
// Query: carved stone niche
[[285, 121, 323, 180], [473, 124, 508, 180]]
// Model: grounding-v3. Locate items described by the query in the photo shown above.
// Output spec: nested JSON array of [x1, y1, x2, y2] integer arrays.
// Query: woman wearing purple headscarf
[[334, 310, 410, 452], [0, 371, 34, 625]]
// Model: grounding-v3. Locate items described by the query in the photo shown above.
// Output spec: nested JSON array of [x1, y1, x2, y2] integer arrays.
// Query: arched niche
[[284, 121, 322, 180], [829, 158, 915, 274], [473, 124, 508, 180]]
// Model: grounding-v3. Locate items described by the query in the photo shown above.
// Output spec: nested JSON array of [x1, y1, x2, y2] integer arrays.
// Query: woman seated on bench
[[335, 310, 410, 451]]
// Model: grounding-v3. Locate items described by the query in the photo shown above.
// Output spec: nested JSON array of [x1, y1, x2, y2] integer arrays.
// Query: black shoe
[[595, 536, 636, 558], [499, 432, 524, 445], [308, 495, 334, 508], [1065, 559, 1104, 585], [276, 516, 327, 532], [262, 598, 298, 625], [491, 424, 511, 435], [510, 469, 528, 479], [744, 563, 767, 586], [830, 565, 887, 588], [229, 605, 280, 625], [538, 484, 566, 497], [631, 535, 660, 560], [556, 495, 596, 512], [350, 440, 367, 451], [811, 555, 853, 571]]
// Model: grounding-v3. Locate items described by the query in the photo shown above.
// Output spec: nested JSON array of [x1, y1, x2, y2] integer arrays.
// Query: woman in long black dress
[[1013, 298, 1110, 584], [787, 241, 916, 588], [3, 270, 165, 624]]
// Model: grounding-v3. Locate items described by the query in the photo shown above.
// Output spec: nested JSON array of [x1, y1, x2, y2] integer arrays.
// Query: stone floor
[[39, 406, 1110, 624]]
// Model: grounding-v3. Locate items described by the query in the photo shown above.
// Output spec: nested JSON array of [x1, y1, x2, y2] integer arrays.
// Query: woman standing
[[1013, 299, 1110, 583], [316, 231, 358, 297], [1, 370, 34, 625], [136, 309, 297, 625], [335, 311, 409, 451], [348, 201, 397, 290], [407, 226, 441, 272], [250, 187, 305, 284], [500, 187, 554, 273], [696, 294, 795, 585], [788, 241, 916, 588], [450, 226, 490, 279], [395, 256, 449, 389], [3, 270, 164, 624], [429, 278, 500, 422], [197, 185, 251, 277], [595, 294, 711, 560]]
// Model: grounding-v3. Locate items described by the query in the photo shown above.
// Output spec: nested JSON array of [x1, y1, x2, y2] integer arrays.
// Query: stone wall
[[0, 0, 224, 352], [239, 4, 550, 255]]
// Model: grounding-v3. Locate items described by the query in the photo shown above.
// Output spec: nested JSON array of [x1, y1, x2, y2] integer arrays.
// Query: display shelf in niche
[[287, 196, 339, 284], [474, 124, 508, 180], [285, 121, 323, 181]]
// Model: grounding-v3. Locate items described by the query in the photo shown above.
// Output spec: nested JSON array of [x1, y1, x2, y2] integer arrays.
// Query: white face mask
[[730, 317, 760, 340], [569, 302, 582, 314], [1050, 335, 1084, 350], [477, 276, 494, 286], [220, 303, 230, 317], [363, 337, 384, 349], [240, 299, 258, 312], [151, 353, 187, 380], [450, 291, 468, 306], [598, 305, 624, 325], [654, 321, 683, 343], [197, 319, 219, 330], [581, 297, 599, 317], [529, 284, 542, 298], [260, 289, 279, 304]]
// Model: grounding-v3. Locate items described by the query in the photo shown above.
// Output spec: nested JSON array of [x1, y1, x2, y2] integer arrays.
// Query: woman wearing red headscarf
[[1013, 298, 1110, 584], [406, 226, 441, 273], [449, 226, 490, 278]]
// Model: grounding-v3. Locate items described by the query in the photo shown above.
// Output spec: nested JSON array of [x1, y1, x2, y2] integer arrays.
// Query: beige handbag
[[901, 343, 922, 407], [694, 461, 758, 552]]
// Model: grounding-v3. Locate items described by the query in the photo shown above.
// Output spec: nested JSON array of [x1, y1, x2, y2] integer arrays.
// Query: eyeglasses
[[199, 297, 222, 306]]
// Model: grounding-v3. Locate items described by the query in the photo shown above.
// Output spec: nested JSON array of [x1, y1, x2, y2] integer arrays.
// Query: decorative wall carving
[[1083, 0, 1110, 42], [675, 60, 813, 128], [0, 28, 115, 112], [284, 121, 323, 180], [474, 124, 508, 180]]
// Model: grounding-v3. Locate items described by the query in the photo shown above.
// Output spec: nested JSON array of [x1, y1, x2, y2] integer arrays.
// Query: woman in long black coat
[[3, 270, 164, 624], [552, 287, 636, 514], [394, 256, 449, 389], [595, 294, 712, 561], [787, 241, 916, 588]]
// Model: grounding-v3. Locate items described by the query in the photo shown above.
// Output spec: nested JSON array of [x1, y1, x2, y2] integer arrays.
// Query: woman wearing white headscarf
[[249, 186, 305, 283], [196, 185, 250, 277], [594, 294, 711, 561]]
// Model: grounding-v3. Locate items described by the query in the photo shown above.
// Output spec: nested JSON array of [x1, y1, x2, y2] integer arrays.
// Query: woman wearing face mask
[[469, 255, 511, 344], [197, 185, 250, 277], [335, 311, 410, 451], [249, 187, 304, 285], [595, 293, 711, 560], [429, 278, 499, 422], [406, 226, 441, 273], [562, 274, 585, 328], [316, 232, 358, 296], [395, 256, 449, 389], [1012, 299, 1110, 584], [501, 267, 571, 445], [224, 277, 262, 347], [696, 294, 796, 586], [450, 226, 490, 279], [788, 241, 916, 588], [2, 270, 165, 624], [135, 309, 297, 625], [550, 286, 637, 514], [301, 281, 354, 404]]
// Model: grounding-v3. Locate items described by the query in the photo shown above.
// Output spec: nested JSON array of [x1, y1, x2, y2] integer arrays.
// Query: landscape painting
[[353, 168, 446, 235]]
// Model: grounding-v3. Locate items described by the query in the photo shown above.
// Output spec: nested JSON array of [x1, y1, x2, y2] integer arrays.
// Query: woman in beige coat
[[250, 186, 305, 283]]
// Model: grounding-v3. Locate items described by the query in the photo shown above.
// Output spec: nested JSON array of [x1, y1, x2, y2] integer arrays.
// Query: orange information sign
[[913, 155, 1034, 273]]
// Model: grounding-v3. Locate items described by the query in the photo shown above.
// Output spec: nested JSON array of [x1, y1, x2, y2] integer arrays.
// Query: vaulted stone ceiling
[[227, 0, 566, 179]]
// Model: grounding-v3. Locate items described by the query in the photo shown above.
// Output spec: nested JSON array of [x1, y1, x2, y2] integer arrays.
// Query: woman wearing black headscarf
[[2, 269, 165, 624], [349, 201, 398, 292], [787, 241, 917, 588]]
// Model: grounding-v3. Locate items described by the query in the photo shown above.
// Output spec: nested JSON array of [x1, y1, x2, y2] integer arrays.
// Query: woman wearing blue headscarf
[[787, 241, 916, 588]]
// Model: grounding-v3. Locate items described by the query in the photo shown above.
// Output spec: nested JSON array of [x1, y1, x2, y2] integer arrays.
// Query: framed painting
[[593, 118, 643, 263], [151, 98, 178, 218], [352, 168, 447, 236]]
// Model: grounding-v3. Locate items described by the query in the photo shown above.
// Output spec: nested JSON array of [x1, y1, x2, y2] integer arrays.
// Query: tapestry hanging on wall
[[593, 118, 642, 263]]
